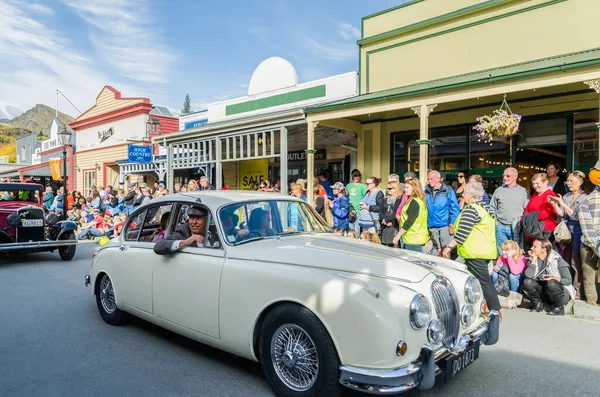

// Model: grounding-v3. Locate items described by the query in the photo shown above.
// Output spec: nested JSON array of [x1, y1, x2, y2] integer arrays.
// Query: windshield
[[219, 199, 331, 245], [0, 190, 40, 203]]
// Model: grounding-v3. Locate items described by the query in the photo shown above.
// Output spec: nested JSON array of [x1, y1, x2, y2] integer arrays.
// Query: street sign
[[128, 145, 153, 164]]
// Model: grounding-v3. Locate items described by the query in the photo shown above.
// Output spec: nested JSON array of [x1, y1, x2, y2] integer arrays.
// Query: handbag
[[324, 205, 334, 227], [553, 193, 580, 245]]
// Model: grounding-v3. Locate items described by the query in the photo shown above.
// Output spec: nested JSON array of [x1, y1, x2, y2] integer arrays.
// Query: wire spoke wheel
[[99, 274, 116, 314], [270, 324, 319, 392]]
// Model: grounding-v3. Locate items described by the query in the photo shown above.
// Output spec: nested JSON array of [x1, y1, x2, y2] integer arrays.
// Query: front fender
[[0, 229, 14, 244], [57, 221, 78, 238], [219, 259, 427, 369]]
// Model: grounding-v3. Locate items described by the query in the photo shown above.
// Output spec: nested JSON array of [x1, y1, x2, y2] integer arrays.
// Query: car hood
[[239, 234, 467, 283]]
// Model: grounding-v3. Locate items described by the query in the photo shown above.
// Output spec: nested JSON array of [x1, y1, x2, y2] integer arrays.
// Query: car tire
[[258, 303, 343, 397], [95, 273, 125, 325], [58, 231, 76, 261]]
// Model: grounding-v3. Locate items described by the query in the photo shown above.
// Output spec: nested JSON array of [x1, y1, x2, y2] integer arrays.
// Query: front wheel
[[95, 273, 125, 325], [58, 231, 76, 260], [258, 304, 342, 397]]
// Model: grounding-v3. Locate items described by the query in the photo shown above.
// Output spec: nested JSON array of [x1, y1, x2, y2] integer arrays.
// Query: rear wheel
[[58, 231, 76, 260], [258, 304, 342, 397], [95, 273, 125, 325]]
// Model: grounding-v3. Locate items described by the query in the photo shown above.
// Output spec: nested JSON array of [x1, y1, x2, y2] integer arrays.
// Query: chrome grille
[[431, 278, 460, 349]]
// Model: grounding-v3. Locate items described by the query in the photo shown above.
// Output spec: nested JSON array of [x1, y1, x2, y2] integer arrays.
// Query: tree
[[39, 130, 44, 140], [181, 94, 192, 115]]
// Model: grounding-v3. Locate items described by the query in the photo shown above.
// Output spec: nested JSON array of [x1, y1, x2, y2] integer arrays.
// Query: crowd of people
[[279, 163, 600, 316], [38, 161, 600, 316]]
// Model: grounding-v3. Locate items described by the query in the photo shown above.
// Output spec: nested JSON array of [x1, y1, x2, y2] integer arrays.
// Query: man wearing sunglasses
[[489, 167, 529, 254]]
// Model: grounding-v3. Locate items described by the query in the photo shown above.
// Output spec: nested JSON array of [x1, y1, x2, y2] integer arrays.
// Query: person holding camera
[[522, 239, 576, 315]]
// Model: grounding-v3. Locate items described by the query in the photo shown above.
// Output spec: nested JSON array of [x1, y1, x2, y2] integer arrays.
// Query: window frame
[[172, 202, 222, 250]]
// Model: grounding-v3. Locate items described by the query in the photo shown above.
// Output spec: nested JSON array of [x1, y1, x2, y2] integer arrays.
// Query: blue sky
[[0, 0, 402, 117]]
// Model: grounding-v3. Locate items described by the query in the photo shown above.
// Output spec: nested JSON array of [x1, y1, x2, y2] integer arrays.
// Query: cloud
[[337, 23, 360, 41], [303, 38, 356, 62], [61, 0, 178, 85]]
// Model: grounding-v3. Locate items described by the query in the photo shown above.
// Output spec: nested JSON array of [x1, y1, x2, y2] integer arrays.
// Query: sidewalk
[[500, 292, 600, 321]]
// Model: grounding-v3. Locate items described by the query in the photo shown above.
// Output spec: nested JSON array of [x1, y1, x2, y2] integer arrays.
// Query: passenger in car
[[247, 208, 277, 238], [153, 206, 206, 255], [151, 211, 171, 243]]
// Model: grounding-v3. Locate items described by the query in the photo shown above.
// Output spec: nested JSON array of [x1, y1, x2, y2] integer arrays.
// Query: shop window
[[83, 171, 96, 198], [429, 126, 469, 186], [391, 131, 419, 176], [574, 110, 599, 173], [470, 134, 511, 194], [329, 162, 343, 183]]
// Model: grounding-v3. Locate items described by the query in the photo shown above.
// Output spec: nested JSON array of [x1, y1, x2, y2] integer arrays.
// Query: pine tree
[[39, 130, 44, 140], [181, 94, 192, 115]]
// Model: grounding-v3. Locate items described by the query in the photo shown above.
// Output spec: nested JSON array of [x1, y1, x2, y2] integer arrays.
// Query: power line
[[56, 89, 83, 115]]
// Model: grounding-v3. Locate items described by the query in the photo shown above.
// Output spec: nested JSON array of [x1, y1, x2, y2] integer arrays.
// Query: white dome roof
[[248, 57, 298, 96]]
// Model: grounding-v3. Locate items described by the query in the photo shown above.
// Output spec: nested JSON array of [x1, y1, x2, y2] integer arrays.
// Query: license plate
[[445, 341, 480, 380], [22, 219, 43, 227]]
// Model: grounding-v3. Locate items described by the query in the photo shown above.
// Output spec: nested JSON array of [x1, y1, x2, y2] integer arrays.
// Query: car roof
[[0, 183, 43, 191], [147, 190, 302, 209]]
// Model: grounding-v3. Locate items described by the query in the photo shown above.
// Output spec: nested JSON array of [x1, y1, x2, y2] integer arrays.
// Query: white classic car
[[85, 191, 499, 397]]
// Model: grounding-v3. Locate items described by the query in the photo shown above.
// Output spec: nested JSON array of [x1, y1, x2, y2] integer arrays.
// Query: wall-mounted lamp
[[95, 163, 100, 171]]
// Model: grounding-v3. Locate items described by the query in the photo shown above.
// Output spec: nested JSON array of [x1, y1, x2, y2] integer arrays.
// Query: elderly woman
[[443, 182, 501, 316], [548, 171, 587, 298], [524, 173, 558, 242], [522, 239, 575, 315]]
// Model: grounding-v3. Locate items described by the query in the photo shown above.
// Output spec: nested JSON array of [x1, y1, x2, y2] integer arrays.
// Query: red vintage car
[[0, 183, 77, 260]]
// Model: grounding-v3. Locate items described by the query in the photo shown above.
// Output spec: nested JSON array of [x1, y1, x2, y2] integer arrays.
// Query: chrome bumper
[[339, 316, 499, 395], [0, 239, 78, 252]]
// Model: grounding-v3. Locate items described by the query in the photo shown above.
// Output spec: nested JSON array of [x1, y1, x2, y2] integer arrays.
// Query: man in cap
[[579, 159, 600, 306], [154, 206, 207, 255]]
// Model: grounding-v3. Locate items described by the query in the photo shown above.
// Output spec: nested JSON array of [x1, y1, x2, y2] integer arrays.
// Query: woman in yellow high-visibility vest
[[443, 182, 501, 314], [393, 178, 429, 252]]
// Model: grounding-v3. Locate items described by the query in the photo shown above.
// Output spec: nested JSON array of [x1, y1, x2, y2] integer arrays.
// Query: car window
[[174, 204, 221, 249], [138, 204, 173, 243], [124, 210, 146, 242]]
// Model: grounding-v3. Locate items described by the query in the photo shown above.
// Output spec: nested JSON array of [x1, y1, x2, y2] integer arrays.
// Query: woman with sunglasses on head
[[455, 170, 469, 210], [380, 182, 402, 247], [548, 170, 587, 299]]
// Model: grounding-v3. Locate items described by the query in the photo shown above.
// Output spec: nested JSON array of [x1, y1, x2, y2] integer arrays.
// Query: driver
[[154, 206, 206, 255]]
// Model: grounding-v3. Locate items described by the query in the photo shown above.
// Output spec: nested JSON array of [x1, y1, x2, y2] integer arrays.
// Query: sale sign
[[238, 159, 269, 190]]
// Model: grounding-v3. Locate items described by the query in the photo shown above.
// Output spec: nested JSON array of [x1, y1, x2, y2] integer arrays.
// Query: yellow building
[[306, 0, 600, 200]]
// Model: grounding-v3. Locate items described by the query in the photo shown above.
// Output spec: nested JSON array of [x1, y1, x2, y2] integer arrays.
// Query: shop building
[[161, 57, 358, 193], [0, 118, 75, 190], [70, 86, 178, 195], [305, 0, 600, 200]]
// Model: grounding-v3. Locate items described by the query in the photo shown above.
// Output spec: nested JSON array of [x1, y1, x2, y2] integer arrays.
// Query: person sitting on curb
[[522, 239, 576, 316]]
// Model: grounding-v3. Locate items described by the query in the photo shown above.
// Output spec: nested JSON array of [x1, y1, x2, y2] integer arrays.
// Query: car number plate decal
[[22, 219, 43, 227], [446, 341, 480, 380]]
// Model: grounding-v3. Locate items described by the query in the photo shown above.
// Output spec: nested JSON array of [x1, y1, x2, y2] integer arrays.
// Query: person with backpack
[[329, 182, 350, 232]]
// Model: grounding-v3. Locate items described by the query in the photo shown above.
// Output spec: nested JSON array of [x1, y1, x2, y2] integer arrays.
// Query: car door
[[152, 203, 225, 339], [116, 203, 173, 315]]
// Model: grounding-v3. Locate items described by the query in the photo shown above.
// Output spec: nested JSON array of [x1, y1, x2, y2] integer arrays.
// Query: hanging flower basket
[[473, 95, 521, 142]]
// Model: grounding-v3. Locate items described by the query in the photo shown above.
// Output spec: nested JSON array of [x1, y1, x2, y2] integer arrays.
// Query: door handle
[[119, 245, 130, 251]]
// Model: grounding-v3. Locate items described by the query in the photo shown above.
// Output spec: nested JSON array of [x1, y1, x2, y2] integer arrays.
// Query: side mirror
[[7, 213, 22, 228]]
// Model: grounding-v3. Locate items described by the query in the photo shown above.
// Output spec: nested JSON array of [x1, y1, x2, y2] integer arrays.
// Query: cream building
[[306, 0, 600, 201]]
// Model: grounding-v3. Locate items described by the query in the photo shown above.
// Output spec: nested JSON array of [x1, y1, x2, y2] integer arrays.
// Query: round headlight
[[427, 319, 446, 345], [461, 305, 475, 327], [465, 276, 482, 304], [409, 295, 432, 329]]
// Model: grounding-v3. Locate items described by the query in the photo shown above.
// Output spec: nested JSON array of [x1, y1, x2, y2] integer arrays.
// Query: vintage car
[[0, 183, 77, 260], [85, 191, 499, 396]]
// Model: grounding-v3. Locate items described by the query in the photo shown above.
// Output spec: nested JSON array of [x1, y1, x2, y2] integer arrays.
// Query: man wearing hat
[[579, 159, 600, 306], [154, 206, 207, 255]]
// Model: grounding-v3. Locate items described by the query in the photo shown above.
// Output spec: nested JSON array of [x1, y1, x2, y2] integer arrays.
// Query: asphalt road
[[1, 242, 599, 397]]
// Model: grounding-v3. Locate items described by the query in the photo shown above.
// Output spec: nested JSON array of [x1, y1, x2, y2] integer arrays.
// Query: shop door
[[515, 118, 568, 188]]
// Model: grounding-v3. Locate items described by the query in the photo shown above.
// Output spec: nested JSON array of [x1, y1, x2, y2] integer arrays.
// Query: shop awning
[[20, 165, 70, 178], [0, 170, 21, 178]]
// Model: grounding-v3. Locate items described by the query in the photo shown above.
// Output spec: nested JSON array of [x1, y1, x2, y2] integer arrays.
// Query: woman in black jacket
[[380, 182, 402, 246], [546, 161, 567, 196]]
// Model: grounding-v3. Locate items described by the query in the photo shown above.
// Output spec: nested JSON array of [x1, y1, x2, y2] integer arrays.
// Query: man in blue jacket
[[425, 170, 460, 256]]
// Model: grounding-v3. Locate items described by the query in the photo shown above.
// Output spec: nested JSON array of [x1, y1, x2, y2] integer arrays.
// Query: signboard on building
[[128, 145, 153, 164], [286, 149, 327, 162], [239, 159, 269, 189], [184, 119, 208, 129], [98, 127, 114, 143]]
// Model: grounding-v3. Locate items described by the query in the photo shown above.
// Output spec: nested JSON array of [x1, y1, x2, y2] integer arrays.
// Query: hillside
[[0, 124, 34, 163], [7, 104, 74, 137]]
